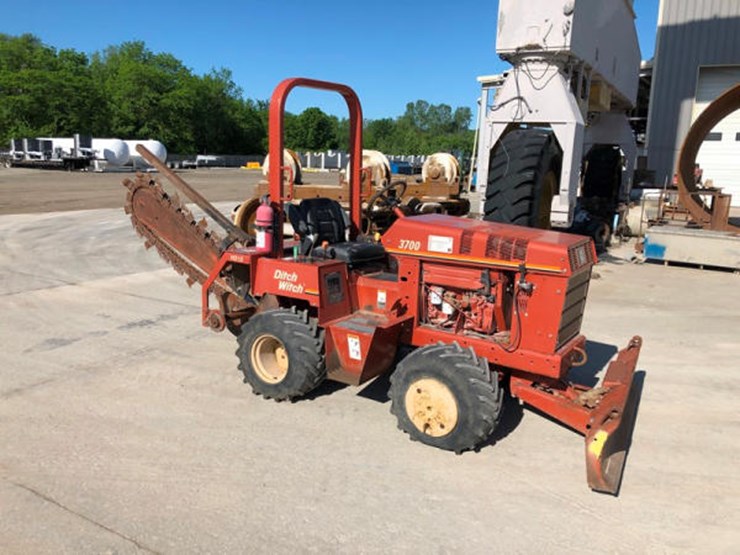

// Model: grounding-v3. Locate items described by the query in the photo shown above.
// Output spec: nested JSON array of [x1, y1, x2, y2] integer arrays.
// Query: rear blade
[[585, 336, 643, 494]]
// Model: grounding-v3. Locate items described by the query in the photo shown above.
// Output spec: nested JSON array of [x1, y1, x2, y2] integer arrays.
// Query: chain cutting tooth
[[122, 173, 252, 320], [124, 174, 216, 285]]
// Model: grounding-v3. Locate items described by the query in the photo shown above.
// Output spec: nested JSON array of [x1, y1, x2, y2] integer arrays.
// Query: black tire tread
[[236, 307, 325, 401], [484, 128, 559, 227], [389, 342, 503, 454]]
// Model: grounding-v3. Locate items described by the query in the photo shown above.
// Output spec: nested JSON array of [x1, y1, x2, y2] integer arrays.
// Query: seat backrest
[[287, 198, 349, 253]]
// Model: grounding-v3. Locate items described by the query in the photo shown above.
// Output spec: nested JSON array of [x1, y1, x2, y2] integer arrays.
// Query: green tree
[[300, 107, 337, 150], [90, 41, 195, 151], [0, 34, 102, 143], [283, 107, 339, 151], [362, 100, 473, 155], [189, 68, 264, 154]]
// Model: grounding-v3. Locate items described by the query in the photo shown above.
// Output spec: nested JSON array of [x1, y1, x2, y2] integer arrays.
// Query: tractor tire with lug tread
[[236, 308, 325, 401], [389, 342, 503, 454], [484, 128, 561, 228]]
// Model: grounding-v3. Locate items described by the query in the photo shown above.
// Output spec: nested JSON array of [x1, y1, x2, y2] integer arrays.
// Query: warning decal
[[347, 334, 362, 361], [428, 235, 454, 253]]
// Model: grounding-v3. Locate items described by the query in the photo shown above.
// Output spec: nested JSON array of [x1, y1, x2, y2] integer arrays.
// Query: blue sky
[[3, 0, 659, 120]]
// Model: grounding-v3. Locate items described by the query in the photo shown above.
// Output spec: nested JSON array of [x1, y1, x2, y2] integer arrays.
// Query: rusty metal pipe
[[676, 84, 740, 232]]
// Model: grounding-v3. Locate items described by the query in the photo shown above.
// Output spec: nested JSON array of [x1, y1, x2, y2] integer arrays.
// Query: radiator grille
[[460, 230, 474, 254], [557, 269, 591, 347], [568, 240, 595, 272], [485, 235, 528, 261]]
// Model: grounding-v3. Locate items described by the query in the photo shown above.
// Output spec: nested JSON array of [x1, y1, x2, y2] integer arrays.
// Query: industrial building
[[646, 0, 740, 203]]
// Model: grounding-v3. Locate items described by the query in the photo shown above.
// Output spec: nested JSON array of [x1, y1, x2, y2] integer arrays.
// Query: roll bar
[[268, 78, 364, 257]]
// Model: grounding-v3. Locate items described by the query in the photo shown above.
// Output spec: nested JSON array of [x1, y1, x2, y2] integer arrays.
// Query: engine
[[425, 286, 497, 334], [421, 262, 509, 336]]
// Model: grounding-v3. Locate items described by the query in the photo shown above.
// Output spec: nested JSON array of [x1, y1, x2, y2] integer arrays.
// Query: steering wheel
[[366, 180, 408, 213], [363, 180, 409, 234]]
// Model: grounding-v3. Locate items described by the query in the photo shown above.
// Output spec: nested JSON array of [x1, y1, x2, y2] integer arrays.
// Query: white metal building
[[646, 0, 740, 204], [692, 66, 740, 196]]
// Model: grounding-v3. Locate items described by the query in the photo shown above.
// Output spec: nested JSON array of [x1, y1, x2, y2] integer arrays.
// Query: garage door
[[691, 66, 740, 206]]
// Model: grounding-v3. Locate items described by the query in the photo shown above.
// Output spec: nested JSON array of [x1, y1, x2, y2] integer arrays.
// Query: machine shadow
[[521, 339, 619, 429], [356, 344, 416, 403], [301, 379, 348, 401], [596, 252, 629, 265], [480, 390, 524, 449], [569, 340, 618, 387], [307, 341, 632, 460], [356, 371, 393, 403], [475, 340, 627, 451]]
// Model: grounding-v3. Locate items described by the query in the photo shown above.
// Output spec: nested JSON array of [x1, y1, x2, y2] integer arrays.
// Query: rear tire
[[236, 308, 325, 401], [484, 128, 561, 228], [389, 342, 503, 454]]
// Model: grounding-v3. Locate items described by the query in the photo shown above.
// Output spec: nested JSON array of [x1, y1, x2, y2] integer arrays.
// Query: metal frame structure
[[475, 0, 641, 228]]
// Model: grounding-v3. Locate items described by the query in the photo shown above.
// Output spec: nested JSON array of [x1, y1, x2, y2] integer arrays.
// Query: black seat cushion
[[314, 241, 387, 266], [292, 198, 348, 242], [287, 198, 386, 266], [287, 198, 350, 255]]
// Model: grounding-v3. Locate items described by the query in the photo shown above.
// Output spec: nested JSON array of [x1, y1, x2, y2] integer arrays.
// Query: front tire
[[389, 342, 503, 453], [236, 308, 325, 401]]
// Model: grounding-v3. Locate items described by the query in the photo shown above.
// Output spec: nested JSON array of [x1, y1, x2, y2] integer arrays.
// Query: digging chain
[[123, 174, 253, 330]]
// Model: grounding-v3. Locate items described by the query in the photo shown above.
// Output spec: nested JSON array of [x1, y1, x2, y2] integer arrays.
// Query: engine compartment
[[421, 262, 513, 336]]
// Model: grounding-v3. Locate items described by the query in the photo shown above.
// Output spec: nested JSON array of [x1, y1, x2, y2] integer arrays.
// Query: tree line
[[0, 34, 474, 156]]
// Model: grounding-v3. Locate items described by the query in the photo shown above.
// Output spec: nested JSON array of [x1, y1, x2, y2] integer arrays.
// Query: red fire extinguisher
[[254, 195, 273, 253]]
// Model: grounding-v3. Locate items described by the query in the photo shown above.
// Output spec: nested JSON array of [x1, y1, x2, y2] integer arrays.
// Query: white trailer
[[476, 0, 640, 241]]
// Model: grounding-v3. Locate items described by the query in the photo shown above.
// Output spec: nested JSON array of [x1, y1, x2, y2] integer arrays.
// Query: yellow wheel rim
[[537, 170, 558, 229], [250, 334, 289, 384], [404, 378, 458, 437]]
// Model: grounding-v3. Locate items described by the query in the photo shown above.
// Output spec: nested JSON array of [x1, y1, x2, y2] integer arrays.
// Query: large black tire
[[389, 342, 503, 454], [484, 128, 561, 228], [236, 308, 325, 401]]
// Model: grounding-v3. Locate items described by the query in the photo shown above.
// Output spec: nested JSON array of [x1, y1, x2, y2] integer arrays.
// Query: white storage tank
[[125, 140, 167, 165], [95, 139, 130, 166]]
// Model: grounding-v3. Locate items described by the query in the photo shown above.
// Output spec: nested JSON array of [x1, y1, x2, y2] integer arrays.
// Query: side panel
[[317, 265, 352, 323], [326, 319, 402, 386], [253, 258, 336, 306], [397, 257, 422, 333], [355, 274, 404, 315]]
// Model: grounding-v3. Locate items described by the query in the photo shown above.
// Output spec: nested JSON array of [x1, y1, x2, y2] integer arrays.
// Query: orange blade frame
[[585, 336, 643, 494]]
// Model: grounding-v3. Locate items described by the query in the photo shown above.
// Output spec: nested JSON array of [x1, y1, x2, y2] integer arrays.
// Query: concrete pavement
[[1, 206, 739, 553]]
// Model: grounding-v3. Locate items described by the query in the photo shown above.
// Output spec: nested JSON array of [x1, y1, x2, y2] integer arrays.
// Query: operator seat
[[286, 198, 386, 267]]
